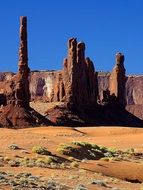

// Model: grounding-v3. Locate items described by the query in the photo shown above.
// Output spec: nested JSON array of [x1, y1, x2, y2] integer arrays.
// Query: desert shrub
[[16, 172, 31, 178], [8, 160, 20, 167], [100, 157, 110, 161], [107, 147, 118, 154], [20, 159, 35, 167], [32, 146, 51, 155], [70, 161, 79, 168], [19, 178, 29, 186], [43, 156, 57, 164], [34, 156, 57, 167], [72, 141, 99, 149], [35, 158, 46, 167], [46, 179, 63, 190], [125, 148, 135, 154], [72, 141, 118, 158], [8, 144, 20, 150], [4, 156, 11, 162], [68, 156, 75, 161], [59, 162, 66, 168], [57, 143, 77, 155]]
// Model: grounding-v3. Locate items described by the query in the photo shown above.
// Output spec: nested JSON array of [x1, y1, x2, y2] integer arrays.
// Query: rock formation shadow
[[46, 103, 143, 127]]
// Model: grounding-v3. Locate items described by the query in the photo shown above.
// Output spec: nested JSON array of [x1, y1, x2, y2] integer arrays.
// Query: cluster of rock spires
[[63, 38, 98, 110], [0, 16, 142, 128], [42, 39, 126, 111], [46, 43, 142, 127]]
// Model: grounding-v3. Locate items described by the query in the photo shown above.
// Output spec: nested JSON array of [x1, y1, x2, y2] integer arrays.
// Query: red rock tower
[[18, 16, 28, 72], [0, 16, 50, 128], [109, 52, 126, 107], [63, 38, 98, 110], [16, 16, 30, 108], [63, 38, 77, 108]]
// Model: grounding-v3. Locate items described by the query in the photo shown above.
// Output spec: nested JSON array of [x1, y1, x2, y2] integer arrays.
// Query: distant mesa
[[0, 17, 142, 128]]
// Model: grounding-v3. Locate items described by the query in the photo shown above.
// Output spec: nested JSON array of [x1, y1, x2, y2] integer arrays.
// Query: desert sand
[[0, 126, 143, 189]]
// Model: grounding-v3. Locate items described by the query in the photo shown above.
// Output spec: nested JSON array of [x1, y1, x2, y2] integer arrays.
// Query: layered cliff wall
[[29, 72, 143, 120], [0, 71, 143, 119]]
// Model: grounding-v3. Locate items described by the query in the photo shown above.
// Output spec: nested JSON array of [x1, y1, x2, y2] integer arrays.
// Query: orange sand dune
[[0, 126, 143, 190]]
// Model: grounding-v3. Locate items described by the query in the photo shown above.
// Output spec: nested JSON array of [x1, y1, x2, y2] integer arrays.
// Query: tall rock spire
[[17, 16, 30, 108], [0, 16, 50, 128], [109, 52, 126, 107], [63, 38, 77, 108], [18, 16, 29, 74]]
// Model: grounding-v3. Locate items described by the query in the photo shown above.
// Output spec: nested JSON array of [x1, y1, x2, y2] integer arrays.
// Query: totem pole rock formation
[[46, 49, 143, 126], [63, 38, 98, 110], [0, 16, 50, 128], [17, 16, 30, 108], [46, 38, 98, 125], [109, 52, 126, 107], [0, 17, 142, 127], [1, 16, 30, 108]]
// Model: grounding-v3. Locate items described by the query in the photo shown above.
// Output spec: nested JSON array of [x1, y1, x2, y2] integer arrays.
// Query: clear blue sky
[[0, 0, 143, 74]]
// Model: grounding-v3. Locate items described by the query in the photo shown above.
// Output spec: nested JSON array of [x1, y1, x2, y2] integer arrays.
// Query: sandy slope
[[0, 126, 143, 189]]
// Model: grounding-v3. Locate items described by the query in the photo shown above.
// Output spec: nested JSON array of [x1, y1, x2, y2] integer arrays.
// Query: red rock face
[[63, 38, 98, 110], [0, 16, 30, 108], [1, 16, 30, 108], [0, 18, 142, 125], [17, 16, 30, 108], [0, 16, 50, 128], [109, 53, 126, 107]]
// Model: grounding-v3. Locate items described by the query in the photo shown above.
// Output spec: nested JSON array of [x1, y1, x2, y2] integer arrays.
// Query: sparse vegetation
[[71, 141, 119, 159], [32, 146, 51, 155], [1, 155, 60, 168], [0, 171, 67, 189], [72, 141, 101, 150], [57, 143, 77, 155], [44, 156, 57, 164]]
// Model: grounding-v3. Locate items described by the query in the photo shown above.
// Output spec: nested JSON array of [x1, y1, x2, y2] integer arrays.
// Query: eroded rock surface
[[0, 16, 50, 128], [109, 53, 126, 107], [0, 17, 143, 125], [63, 38, 98, 110]]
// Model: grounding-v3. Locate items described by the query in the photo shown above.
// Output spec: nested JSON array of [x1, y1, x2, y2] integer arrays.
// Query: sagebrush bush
[[32, 146, 51, 155], [57, 143, 77, 155]]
